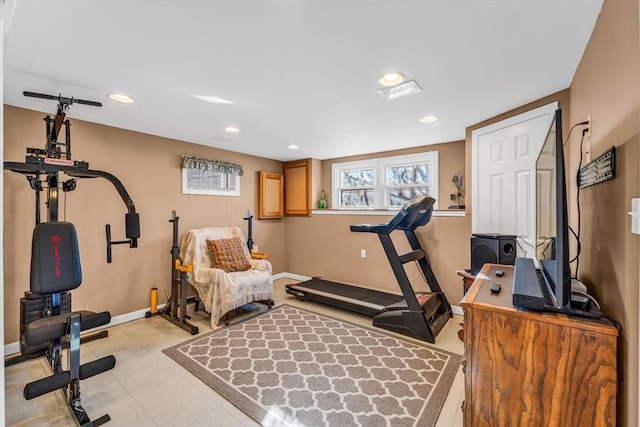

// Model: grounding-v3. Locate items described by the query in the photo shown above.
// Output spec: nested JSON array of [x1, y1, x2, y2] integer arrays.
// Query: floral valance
[[181, 155, 244, 176]]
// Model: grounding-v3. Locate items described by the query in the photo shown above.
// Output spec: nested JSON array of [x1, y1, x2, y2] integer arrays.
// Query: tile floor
[[4, 279, 465, 426]]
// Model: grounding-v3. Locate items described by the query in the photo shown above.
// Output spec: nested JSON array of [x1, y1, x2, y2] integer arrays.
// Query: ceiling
[[3, 1, 603, 162]]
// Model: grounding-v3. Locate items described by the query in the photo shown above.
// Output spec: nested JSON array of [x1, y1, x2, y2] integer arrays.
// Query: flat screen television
[[535, 108, 571, 309]]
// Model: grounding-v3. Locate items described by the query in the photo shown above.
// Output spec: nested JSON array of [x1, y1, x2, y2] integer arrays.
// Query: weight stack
[[20, 291, 72, 355], [470, 233, 517, 275]]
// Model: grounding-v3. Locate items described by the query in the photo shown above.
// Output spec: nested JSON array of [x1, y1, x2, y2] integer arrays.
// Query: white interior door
[[535, 133, 558, 259], [472, 102, 558, 257]]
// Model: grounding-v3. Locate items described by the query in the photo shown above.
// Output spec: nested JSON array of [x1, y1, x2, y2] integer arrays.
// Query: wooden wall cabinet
[[461, 264, 618, 427], [258, 171, 284, 219], [284, 159, 311, 216]]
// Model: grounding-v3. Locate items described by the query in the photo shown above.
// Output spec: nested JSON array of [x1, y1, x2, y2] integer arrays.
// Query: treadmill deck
[[286, 278, 406, 317]]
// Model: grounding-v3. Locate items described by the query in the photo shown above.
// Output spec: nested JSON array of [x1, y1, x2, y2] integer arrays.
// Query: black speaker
[[470, 233, 517, 275]]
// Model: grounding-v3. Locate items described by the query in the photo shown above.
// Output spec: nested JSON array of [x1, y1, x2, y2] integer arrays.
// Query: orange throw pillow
[[206, 237, 251, 272]]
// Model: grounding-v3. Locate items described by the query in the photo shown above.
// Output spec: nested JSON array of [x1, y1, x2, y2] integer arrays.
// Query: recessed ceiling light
[[225, 126, 240, 133], [288, 144, 300, 150], [377, 80, 422, 100], [193, 95, 234, 104], [108, 93, 134, 104], [419, 115, 439, 123], [378, 72, 405, 87]]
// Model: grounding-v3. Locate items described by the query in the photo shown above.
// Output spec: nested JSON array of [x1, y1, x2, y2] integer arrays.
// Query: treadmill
[[286, 196, 452, 343]]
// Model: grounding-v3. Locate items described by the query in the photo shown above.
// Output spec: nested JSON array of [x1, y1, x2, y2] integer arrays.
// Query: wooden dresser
[[460, 264, 618, 427]]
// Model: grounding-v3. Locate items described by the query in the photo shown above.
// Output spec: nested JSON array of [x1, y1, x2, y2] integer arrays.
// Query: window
[[332, 151, 438, 209], [182, 168, 240, 196], [181, 155, 242, 196]]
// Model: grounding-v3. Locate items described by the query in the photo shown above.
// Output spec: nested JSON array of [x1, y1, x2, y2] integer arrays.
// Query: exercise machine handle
[[126, 212, 140, 241], [105, 212, 139, 263]]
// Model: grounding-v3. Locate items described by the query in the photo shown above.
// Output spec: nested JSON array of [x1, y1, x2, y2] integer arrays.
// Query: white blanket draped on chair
[[179, 226, 273, 328]]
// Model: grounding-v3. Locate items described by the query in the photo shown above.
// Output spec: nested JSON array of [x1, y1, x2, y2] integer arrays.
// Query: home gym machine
[[286, 195, 452, 343], [145, 211, 199, 335], [4, 91, 141, 426]]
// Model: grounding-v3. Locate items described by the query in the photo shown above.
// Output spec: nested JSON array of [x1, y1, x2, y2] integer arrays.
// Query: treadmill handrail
[[350, 195, 435, 234]]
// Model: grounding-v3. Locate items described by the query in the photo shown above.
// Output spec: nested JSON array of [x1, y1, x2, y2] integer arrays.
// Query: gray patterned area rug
[[163, 304, 461, 427]]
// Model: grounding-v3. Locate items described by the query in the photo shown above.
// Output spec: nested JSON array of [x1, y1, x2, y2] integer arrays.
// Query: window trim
[[181, 168, 241, 197], [332, 158, 377, 209], [331, 151, 438, 210]]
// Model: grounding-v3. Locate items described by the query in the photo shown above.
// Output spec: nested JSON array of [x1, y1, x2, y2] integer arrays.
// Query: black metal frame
[[5, 92, 140, 262], [145, 211, 199, 335], [287, 196, 452, 343], [243, 212, 254, 252], [23, 311, 115, 426], [4, 92, 141, 426]]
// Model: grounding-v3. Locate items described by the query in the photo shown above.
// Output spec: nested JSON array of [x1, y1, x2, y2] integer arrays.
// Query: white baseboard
[[4, 273, 309, 356], [273, 272, 311, 281], [3, 274, 308, 356], [4, 304, 167, 357], [5, 273, 462, 355], [4, 341, 19, 357]]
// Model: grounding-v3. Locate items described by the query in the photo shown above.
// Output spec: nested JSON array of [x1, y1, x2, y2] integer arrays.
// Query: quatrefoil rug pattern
[[163, 304, 461, 427]]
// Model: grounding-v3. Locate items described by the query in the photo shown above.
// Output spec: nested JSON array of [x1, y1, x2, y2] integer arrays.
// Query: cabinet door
[[284, 159, 311, 216], [259, 172, 284, 219]]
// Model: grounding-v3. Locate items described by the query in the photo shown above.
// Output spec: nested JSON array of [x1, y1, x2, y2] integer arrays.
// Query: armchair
[[179, 226, 273, 328]]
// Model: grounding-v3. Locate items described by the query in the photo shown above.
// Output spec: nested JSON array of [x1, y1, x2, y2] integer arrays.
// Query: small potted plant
[[449, 175, 465, 209], [318, 190, 328, 209]]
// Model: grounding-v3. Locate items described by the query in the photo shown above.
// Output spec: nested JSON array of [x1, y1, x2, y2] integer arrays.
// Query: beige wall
[[311, 158, 322, 208], [285, 214, 471, 302], [461, 0, 639, 424], [3, 105, 285, 343], [6, 5, 636, 423], [288, 140, 469, 306], [3, 106, 468, 345], [320, 140, 466, 210], [568, 0, 639, 425]]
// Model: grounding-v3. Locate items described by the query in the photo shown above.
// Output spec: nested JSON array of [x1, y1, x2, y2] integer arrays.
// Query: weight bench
[[22, 222, 115, 426]]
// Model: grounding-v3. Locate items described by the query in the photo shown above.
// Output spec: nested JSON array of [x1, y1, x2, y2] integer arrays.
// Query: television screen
[[535, 109, 570, 309]]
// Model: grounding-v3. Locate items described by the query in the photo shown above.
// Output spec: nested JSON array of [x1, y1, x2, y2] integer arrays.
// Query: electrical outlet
[[584, 115, 592, 163], [360, 249, 366, 258], [630, 198, 640, 235], [584, 115, 591, 139]]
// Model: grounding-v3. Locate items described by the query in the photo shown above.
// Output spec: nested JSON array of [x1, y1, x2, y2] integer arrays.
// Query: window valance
[[181, 155, 244, 176]]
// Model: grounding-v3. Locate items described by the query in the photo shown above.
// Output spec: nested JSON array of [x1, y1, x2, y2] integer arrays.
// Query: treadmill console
[[350, 195, 436, 234]]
